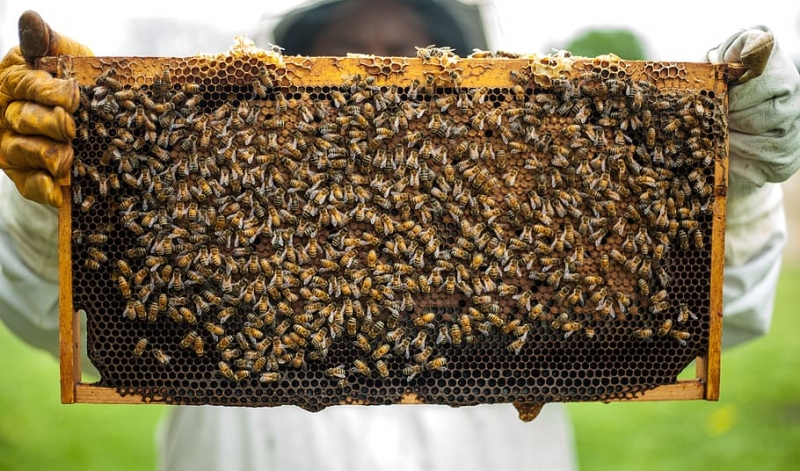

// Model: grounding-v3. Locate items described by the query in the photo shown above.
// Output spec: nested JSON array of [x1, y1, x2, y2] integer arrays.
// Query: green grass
[[0, 325, 166, 471], [569, 263, 800, 471], [1, 265, 799, 470]]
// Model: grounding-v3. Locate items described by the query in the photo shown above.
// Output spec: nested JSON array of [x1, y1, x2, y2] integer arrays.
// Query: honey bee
[[443, 275, 456, 295], [493, 282, 516, 296], [324, 364, 348, 380], [434, 95, 456, 112], [646, 298, 668, 313], [122, 300, 138, 320], [663, 118, 681, 133], [413, 346, 433, 364], [633, 225, 650, 245], [188, 332, 206, 356], [250, 355, 268, 373], [389, 336, 410, 358], [87, 247, 108, 264], [414, 312, 436, 329], [243, 325, 265, 340], [328, 90, 348, 108], [550, 313, 568, 331], [500, 319, 521, 336], [586, 286, 608, 305], [665, 219, 680, 238], [133, 338, 149, 357], [259, 372, 282, 383], [693, 230, 704, 249], [545, 269, 564, 288], [646, 288, 667, 304], [351, 359, 372, 376], [216, 361, 236, 380], [425, 356, 449, 372], [289, 350, 306, 369], [637, 278, 651, 297], [354, 333, 371, 352], [410, 331, 428, 353], [620, 204, 640, 222], [677, 303, 696, 323], [370, 343, 391, 360], [517, 300, 540, 321], [588, 228, 607, 247], [507, 288, 532, 311], [644, 126, 656, 148], [86, 232, 108, 245], [112, 260, 134, 280], [624, 255, 642, 274], [510, 69, 532, 85], [599, 296, 619, 318], [670, 329, 691, 346], [403, 364, 423, 381], [205, 321, 225, 340], [79, 194, 97, 213], [566, 287, 584, 307], [115, 274, 132, 298], [97, 67, 122, 90], [344, 316, 359, 337], [678, 230, 690, 250], [549, 284, 571, 305], [370, 359, 388, 379], [633, 328, 653, 341], [153, 348, 171, 366], [609, 216, 627, 236], [657, 319, 674, 337], [274, 91, 288, 113], [561, 321, 582, 338], [217, 335, 236, 352]]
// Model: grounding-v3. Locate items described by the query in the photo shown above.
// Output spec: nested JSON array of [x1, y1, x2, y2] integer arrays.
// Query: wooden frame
[[47, 54, 742, 407]]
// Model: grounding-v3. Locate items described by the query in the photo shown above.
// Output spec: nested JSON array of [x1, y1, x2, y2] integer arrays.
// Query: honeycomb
[[57, 46, 728, 411]]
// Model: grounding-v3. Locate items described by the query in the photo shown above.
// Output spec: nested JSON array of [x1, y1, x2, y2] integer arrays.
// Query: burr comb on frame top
[[41, 43, 738, 421]]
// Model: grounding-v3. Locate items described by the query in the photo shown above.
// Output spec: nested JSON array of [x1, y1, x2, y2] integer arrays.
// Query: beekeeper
[[0, 2, 798, 470]]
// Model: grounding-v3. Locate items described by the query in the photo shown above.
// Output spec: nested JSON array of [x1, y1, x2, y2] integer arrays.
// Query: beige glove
[[705, 27, 799, 346], [706, 26, 800, 200], [0, 11, 93, 207]]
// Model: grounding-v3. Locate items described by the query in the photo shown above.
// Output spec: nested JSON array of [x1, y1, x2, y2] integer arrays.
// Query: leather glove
[[706, 26, 800, 200], [0, 11, 92, 207]]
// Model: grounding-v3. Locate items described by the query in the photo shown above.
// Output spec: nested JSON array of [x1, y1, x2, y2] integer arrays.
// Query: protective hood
[[270, 0, 488, 55]]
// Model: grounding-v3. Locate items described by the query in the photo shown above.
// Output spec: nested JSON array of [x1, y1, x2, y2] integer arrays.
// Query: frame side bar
[[59, 184, 79, 403], [704, 64, 730, 401]]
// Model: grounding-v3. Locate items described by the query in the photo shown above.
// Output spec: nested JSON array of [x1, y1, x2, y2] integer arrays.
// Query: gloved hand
[[0, 11, 92, 207], [707, 27, 799, 346], [706, 26, 800, 200]]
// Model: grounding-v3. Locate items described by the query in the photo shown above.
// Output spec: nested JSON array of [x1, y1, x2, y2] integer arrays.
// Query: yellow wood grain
[[39, 56, 735, 89], [58, 185, 79, 404], [73, 378, 704, 405]]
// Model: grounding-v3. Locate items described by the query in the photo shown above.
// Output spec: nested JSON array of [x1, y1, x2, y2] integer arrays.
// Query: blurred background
[[0, 0, 798, 469], [1, 0, 799, 61]]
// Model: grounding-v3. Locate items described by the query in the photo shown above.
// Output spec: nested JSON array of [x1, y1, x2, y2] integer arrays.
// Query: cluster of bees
[[71, 50, 719, 390]]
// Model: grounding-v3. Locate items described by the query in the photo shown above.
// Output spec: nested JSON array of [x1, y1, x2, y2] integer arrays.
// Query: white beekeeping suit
[[0, 4, 798, 468]]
